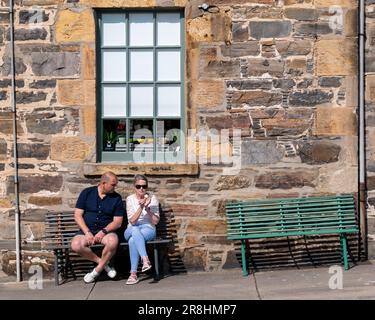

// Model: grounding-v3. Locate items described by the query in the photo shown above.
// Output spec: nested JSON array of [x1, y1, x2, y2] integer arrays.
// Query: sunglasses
[[135, 184, 148, 189]]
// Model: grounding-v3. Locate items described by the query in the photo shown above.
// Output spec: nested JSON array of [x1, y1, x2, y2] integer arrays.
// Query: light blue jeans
[[124, 224, 156, 273]]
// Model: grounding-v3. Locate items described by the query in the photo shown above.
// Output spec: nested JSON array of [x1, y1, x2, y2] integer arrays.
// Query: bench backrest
[[225, 194, 359, 240]]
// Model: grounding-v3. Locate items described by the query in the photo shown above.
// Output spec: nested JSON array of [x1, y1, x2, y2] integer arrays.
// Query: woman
[[124, 174, 160, 285]]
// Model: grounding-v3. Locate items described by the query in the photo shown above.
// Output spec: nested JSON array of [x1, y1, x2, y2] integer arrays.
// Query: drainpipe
[[9, 0, 22, 282], [359, 0, 367, 260]]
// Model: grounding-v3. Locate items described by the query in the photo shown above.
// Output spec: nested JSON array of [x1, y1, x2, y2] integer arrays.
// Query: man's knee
[[104, 234, 118, 249], [71, 237, 84, 252]]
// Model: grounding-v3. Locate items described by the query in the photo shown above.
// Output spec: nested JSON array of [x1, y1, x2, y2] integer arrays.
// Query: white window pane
[[102, 50, 126, 82], [157, 13, 180, 46], [157, 51, 180, 81], [103, 85, 126, 117], [158, 86, 180, 117], [130, 86, 153, 117], [102, 13, 126, 46], [130, 50, 154, 81], [129, 13, 153, 46]]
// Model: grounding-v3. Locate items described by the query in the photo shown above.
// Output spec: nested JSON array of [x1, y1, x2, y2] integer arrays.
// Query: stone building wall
[[0, 0, 362, 277]]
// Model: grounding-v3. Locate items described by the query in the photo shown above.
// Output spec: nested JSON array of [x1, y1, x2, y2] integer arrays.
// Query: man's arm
[[74, 208, 90, 234], [74, 208, 95, 245]]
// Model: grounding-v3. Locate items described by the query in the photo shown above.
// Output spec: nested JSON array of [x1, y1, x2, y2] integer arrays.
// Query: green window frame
[[97, 10, 185, 163]]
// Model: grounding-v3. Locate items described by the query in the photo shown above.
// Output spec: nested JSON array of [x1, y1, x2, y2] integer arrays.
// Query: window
[[98, 11, 185, 163]]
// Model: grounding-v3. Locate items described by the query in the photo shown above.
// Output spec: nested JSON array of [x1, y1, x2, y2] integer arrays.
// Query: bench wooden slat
[[225, 193, 359, 276]]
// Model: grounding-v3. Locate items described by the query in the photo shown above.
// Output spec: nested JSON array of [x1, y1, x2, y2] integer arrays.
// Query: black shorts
[[75, 229, 117, 237]]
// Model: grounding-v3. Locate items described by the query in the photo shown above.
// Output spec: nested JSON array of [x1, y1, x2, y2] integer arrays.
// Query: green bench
[[225, 194, 359, 276], [44, 211, 171, 285]]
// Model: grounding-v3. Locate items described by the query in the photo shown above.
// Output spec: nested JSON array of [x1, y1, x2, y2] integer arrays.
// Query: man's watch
[[101, 228, 109, 235]]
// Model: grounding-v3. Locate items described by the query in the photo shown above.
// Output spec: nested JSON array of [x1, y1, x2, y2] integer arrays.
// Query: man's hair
[[101, 171, 117, 183], [133, 174, 148, 185]]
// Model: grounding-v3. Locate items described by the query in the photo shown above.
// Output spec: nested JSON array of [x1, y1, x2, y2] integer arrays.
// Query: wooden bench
[[225, 194, 359, 276], [44, 211, 171, 285]]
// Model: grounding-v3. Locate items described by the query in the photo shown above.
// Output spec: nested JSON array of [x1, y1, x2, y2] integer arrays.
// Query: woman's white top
[[126, 193, 160, 227]]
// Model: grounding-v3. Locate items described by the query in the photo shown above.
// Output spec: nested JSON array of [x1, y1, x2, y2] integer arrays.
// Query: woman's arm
[[145, 195, 160, 225]]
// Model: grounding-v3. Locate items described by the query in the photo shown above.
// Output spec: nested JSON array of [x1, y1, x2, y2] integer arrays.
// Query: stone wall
[[0, 0, 362, 276]]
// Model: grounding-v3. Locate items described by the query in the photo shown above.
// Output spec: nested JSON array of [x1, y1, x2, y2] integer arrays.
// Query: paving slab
[[0, 262, 374, 300]]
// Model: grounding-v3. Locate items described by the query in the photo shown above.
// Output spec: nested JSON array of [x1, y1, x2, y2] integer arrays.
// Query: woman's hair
[[133, 174, 148, 185]]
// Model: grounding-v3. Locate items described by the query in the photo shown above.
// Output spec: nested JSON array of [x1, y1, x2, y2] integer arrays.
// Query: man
[[71, 171, 124, 283]]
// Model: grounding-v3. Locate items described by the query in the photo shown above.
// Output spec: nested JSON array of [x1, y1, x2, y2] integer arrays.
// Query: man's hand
[[94, 230, 106, 244], [85, 232, 95, 246]]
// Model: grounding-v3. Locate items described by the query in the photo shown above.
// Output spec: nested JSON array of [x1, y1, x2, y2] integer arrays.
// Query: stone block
[[289, 90, 333, 106], [284, 8, 318, 21], [28, 196, 62, 206], [29, 79, 56, 89], [233, 6, 283, 20], [221, 41, 260, 58], [298, 141, 341, 164], [16, 91, 47, 104], [366, 75, 375, 103], [229, 90, 282, 107], [31, 51, 80, 77], [25, 112, 67, 135], [214, 175, 251, 191], [201, 60, 241, 79], [169, 203, 207, 216], [57, 79, 83, 105], [232, 22, 249, 42], [55, 9, 95, 43], [0, 112, 24, 135], [12, 143, 49, 160], [314, 0, 357, 8], [315, 107, 357, 136], [191, 80, 225, 109], [249, 21, 292, 39], [182, 247, 207, 271], [82, 105, 96, 137], [0, 138, 6, 160], [294, 23, 333, 37], [275, 40, 312, 57], [6, 175, 63, 194], [50, 136, 91, 161], [19, 10, 49, 24], [227, 79, 273, 91], [187, 15, 212, 42], [255, 170, 318, 189], [79, 0, 155, 6], [186, 219, 226, 234], [6, 28, 48, 41], [241, 140, 284, 165], [316, 40, 357, 76], [319, 77, 342, 88], [244, 59, 284, 78], [82, 44, 96, 80]]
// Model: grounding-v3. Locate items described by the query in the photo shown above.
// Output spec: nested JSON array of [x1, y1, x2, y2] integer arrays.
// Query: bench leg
[[241, 240, 248, 276], [54, 250, 59, 286], [153, 244, 160, 280], [341, 234, 349, 271]]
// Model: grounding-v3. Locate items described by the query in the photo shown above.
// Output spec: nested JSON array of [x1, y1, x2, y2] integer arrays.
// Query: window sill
[[83, 162, 199, 176]]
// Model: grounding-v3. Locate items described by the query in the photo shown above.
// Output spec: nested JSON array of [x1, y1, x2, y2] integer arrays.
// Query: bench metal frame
[[45, 212, 171, 286], [225, 194, 359, 276]]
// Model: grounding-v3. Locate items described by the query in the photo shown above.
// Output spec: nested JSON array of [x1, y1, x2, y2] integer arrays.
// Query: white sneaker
[[104, 265, 117, 279], [83, 268, 99, 284]]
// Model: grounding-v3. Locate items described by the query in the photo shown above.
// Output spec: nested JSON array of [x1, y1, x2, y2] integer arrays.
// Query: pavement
[[1, 261, 375, 300]]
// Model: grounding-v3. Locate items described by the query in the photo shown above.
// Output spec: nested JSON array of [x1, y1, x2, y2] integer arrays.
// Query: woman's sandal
[[126, 274, 139, 285], [141, 260, 152, 273]]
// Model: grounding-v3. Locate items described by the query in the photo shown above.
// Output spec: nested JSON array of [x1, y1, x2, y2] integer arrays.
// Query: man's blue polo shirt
[[75, 186, 125, 233]]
